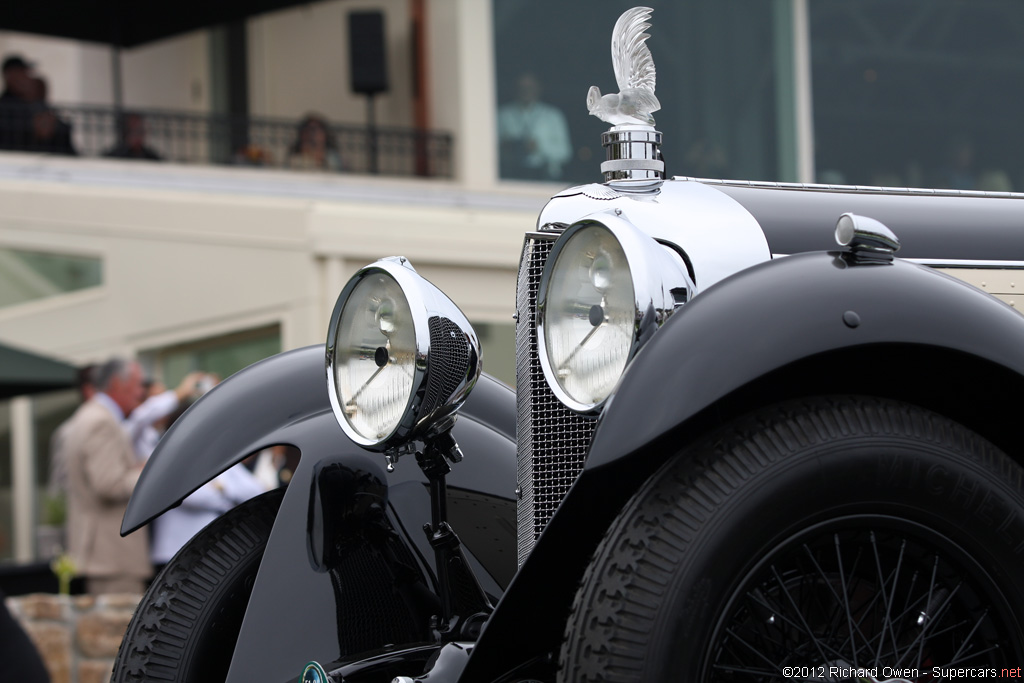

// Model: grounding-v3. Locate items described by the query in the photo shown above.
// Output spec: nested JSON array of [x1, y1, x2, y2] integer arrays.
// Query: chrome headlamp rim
[[536, 213, 693, 414], [325, 257, 431, 451]]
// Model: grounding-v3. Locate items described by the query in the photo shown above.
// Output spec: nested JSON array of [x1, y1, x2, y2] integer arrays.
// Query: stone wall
[[5, 593, 140, 683]]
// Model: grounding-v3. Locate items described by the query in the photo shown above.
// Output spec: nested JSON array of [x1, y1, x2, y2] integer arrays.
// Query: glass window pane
[[152, 325, 282, 387], [810, 0, 1024, 190], [493, 0, 782, 184], [0, 247, 102, 308]]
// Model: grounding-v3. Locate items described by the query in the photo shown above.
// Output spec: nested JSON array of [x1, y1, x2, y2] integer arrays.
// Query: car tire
[[559, 396, 1024, 682], [111, 488, 283, 683]]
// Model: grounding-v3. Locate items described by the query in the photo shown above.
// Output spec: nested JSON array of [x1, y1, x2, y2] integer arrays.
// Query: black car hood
[[708, 181, 1024, 261]]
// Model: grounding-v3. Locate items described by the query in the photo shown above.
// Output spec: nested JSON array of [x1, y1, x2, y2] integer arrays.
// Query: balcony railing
[[0, 104, 454, 179]]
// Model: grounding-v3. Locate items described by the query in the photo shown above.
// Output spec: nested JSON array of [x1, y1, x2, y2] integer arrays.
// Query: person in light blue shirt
[[498, 73, 572, 181]]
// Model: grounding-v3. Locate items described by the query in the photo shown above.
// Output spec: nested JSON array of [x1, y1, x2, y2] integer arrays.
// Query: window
[[810, 0, 1024, 190], [493, 0, 785, 184], [0, 247, 102, 308], [144, 325, 282, 387]]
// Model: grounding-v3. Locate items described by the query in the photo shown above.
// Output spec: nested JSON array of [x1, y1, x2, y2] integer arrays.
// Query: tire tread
[[111, 489, 283, 683], [558, 397, 1022, 682]]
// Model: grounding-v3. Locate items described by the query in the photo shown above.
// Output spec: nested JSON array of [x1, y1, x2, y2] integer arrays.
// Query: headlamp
[[537, 214, 693, 413], [327, 257, 481, 452]]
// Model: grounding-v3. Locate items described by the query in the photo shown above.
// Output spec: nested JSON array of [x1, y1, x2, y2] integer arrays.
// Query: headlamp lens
[[543, 225, 635, 408], [333, 272, 416, 442]]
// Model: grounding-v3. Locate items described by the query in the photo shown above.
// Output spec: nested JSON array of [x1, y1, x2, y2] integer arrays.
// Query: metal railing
[[0, 103, 453, 178]]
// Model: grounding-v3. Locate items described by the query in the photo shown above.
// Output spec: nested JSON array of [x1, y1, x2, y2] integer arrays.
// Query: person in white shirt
[[149, 458, 267, 566], [127, 372, 205, 460], [131, 373, 268, 567]]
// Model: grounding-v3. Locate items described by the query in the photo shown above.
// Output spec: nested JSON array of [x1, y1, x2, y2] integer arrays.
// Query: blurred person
[[0, 588, 50, 683], [0, 54, 33, 103], [65, 358, 151, 594], [150, 456, 266, 569], [0, 54, 35, 151], [978, 169, 1013, 193], [127, 372, 207, 460], [287, 113, 343, 171], [936, 135, 977, 190], [48, 364, 97, 499], [252, 444, 301, 489], [25, 76, 76, 156], [104, 112, 162, 160], [498, 73, 572, 181], [140, 377, 267, 569]]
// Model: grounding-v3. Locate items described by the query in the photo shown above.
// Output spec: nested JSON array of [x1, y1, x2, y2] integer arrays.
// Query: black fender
[[120, 345, 517, 683], [461, 250, 1024, 680], [123, 345, 514, 534]]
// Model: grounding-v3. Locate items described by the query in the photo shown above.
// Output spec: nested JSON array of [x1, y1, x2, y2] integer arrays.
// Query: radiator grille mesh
[[515, 233, 597, 567]]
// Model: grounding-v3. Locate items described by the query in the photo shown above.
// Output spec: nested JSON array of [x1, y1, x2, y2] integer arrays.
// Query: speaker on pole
[[348, 11, 388, 95]]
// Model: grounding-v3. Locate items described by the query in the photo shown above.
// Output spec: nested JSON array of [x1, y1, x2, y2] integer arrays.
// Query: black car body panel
[[707, 180, 1024, 260], [120, 344, 516, 683], [586, 249, 1024, 471]]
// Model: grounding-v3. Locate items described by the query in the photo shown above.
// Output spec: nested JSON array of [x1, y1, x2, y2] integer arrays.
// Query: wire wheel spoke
[[704, 518, 1016, 682]]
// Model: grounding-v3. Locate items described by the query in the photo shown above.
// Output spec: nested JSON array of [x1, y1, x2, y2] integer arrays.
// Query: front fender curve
[[123, 344, 516, 535], [122, 344, 331, 535], [463, 252, 1024, 681], [586, 250, 1024, 471]]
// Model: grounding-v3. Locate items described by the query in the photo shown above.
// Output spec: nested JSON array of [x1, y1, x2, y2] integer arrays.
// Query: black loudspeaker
[[348, 11, 388, 95]]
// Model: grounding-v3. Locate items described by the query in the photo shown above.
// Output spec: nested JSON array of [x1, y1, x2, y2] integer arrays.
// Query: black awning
[[0, 341, 77, 399], [1, 0, 322, 48]]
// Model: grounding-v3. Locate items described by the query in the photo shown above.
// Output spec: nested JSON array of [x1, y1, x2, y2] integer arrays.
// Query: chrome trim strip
[[904, 258, 1024, 269], [681, 176, 1024, 200], [773, 253, 1024, 269]]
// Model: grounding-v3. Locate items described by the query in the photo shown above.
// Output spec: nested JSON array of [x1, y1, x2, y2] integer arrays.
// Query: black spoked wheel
[[112, 489, 282, 683], [559, 397, 1024, 682], [707, 517, 1016, 681]]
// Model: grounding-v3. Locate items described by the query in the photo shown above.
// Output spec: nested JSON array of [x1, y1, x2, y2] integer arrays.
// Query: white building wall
[[0, 156, 543, 369], [427, 0, 498, 187], [247, 0, 414, 127], [120, 32, 210, 112], [0, 31, 112, 105], [0, 29, 209, 111]]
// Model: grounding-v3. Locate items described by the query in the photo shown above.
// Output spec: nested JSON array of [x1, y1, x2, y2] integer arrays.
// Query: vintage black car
[[113, 8, 1024, 683]]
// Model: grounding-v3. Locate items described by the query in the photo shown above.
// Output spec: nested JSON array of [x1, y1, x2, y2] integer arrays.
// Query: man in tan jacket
[[65, 357, 150, 594]]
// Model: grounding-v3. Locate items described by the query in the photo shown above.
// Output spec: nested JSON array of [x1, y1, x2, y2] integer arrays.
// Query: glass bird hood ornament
[[587, 6, 661, 126]]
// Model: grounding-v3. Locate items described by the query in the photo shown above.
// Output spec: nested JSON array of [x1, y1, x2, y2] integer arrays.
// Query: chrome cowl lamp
[[326, 255, 492, 641], [326, 256, 482, 458]]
